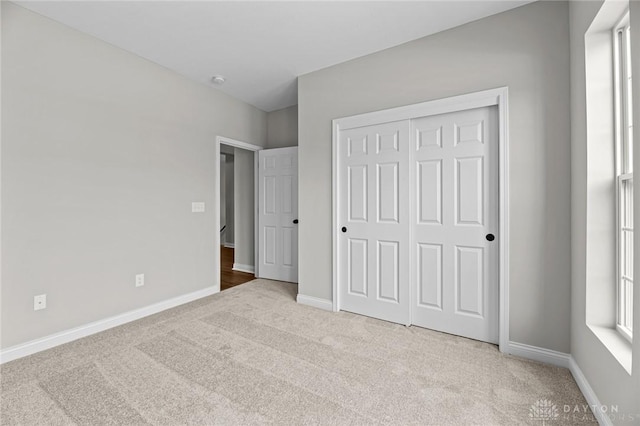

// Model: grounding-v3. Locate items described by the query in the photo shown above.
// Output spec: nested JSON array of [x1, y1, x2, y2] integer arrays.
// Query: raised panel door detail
[[417, 244, 442, 309], [410, 106, 497, 344], [348, 135, 368, 157], [339, 120, 410, 325], [264, 176, 277, 215], [282, 227, 293, 267], [456, 157, 483, 225], [348, 239, 368, 296], [376, 131, 399, 153], [377, 162, 399, 223], [454, 120, 484, 145], [417, 127, 442, 150], [264, 156, 277, 170], [455, 246, 484, 317], [418, 160, 442, 225], [378, 241, 399, 302], [282, 155, 294, 169], [348, 165, 368, 222], [282, 175, 293, 214], [264, 227, 277, 265]]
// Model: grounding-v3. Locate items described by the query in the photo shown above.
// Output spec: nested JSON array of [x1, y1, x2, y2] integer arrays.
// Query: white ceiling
[[16, 1, 535, 112]]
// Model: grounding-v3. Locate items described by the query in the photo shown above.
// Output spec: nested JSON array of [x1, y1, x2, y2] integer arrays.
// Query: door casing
[[331, 87, 510, 351]]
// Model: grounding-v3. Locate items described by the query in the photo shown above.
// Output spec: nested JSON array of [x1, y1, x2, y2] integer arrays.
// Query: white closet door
[[338, 121, 411, 325], [411, 106, 498, 343], [258, 147, 298, 283]]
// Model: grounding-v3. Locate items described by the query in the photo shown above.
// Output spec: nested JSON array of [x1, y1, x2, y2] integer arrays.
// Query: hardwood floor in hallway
[[220, 246, 255, 291]]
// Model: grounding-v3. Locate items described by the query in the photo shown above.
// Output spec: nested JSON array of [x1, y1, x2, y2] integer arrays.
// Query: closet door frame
[[331, 87, 510, 352]]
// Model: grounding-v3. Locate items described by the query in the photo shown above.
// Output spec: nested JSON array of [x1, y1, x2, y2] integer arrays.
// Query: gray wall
[[219, 154, 234, 246], [220, 154, 227, 232], [233, 148, 255, 269], [1, 3, 266, 349], [298, 1, 571, 352], [225, 155, 234, 246], [570, 0, 640, 418], [266, 105, 298, 148]]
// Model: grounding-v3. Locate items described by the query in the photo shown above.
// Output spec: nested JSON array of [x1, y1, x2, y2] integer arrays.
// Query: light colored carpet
[[1, 279, 594, 425]]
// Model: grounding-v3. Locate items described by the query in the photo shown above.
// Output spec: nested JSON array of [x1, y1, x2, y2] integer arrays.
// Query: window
[[615, 12, 633, 341]]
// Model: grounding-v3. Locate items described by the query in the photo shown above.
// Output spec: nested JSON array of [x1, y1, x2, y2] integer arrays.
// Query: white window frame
[[614, 11, 633, 342]]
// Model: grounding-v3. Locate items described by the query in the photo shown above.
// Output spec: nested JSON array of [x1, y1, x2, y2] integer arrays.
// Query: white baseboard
[[505, 341, 570, 368], [296, 294, 333, 311], [223, 243, 235, 249], [232, 263, 254, 274], [0, 286, 218, 364], [505, 342, 612, 425], [569, 356, 612, 426]]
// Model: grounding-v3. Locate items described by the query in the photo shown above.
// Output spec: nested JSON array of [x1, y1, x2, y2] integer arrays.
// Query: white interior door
[[338, 121, 410, 325], [336, 106, 499, 344], [411, 106, 498, 343], [258, 147, 298, 283]]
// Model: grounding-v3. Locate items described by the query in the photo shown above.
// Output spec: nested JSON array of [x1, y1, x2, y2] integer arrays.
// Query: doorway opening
[[215, 136, 261, 292], [215, 136, 300, 291]]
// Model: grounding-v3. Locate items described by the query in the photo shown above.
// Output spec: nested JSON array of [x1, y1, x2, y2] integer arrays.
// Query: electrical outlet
[[34, 294, 47, 311], [191, 202, 205, 213], [135, 273, 144, 287]]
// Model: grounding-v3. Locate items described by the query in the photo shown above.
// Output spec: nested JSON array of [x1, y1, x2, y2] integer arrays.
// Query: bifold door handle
[[486, 234, 495, 242], [293, 219, 299, 224], [341, 227, 347, 233]]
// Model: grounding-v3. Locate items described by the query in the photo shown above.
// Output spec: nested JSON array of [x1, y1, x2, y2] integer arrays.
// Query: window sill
[[588, 325, 632, 375]]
